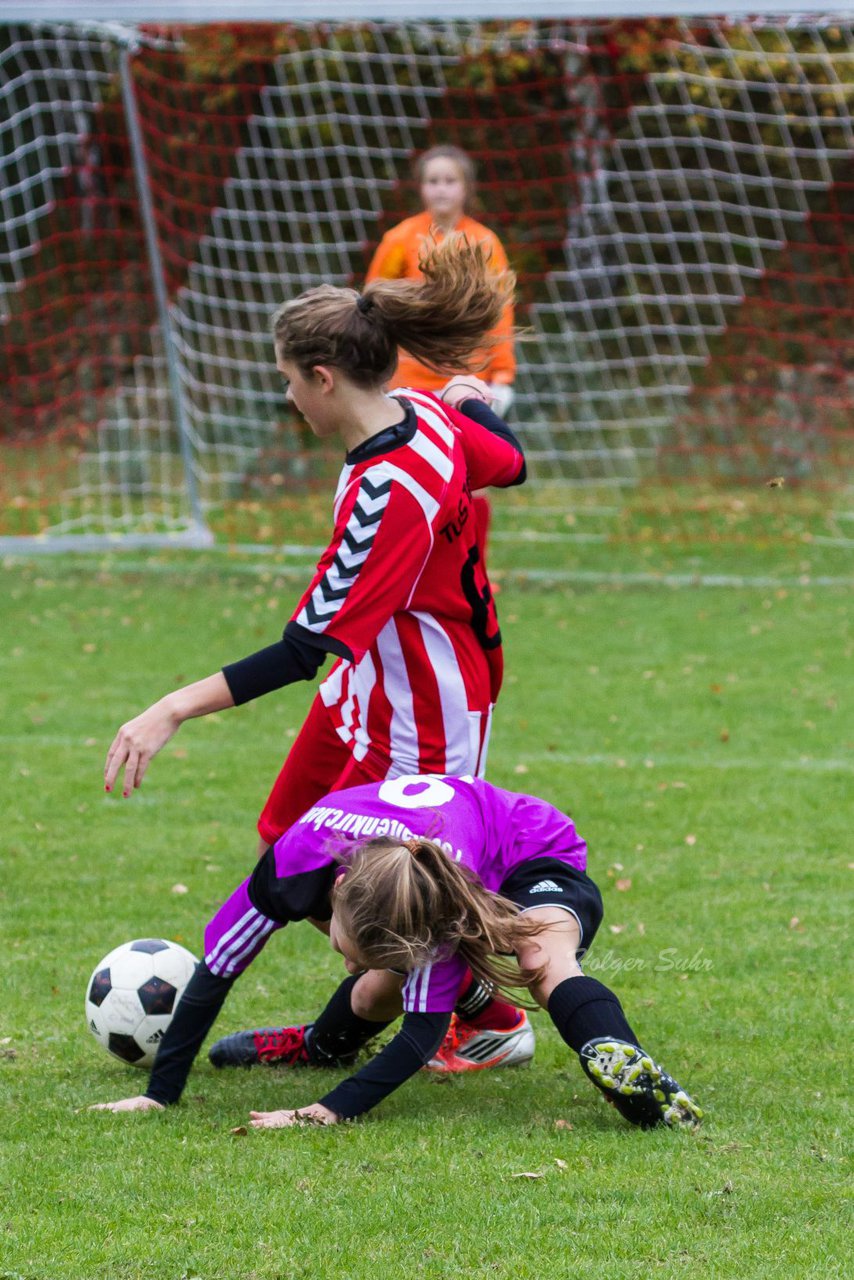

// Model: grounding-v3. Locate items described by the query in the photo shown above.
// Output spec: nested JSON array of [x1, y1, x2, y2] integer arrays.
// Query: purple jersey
[[272, 774, 587, 1014]]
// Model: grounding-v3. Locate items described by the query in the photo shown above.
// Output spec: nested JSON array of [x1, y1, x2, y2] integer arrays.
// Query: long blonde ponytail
[[331, 836, 546, 1006]]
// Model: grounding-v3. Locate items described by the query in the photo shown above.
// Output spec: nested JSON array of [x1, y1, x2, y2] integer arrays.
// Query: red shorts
[[257, 692, 394, 846]]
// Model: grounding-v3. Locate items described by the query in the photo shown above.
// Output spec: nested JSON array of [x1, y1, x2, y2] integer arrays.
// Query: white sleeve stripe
[[206, 910, 275, 975], [417, 962, 433, 1013], [220, 917, 279, 977], [402, 395, 456, 448], [332, 464, 355, 522], [381, 463, 440, 522], [402, 969, 420, 1009], [408, 430, 454, 483], [205, 907, 258, 970]]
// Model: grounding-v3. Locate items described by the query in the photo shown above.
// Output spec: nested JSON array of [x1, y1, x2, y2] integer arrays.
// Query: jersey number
[[378, 775, 470, 810], [460, 544, 501, 651]]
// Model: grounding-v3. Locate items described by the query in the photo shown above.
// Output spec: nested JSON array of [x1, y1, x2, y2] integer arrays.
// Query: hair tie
[[356, 294, 374, 315], [403, 838, 421, 855]]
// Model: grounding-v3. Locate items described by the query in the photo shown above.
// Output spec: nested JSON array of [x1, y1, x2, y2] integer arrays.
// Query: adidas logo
[[529, 879, 561, 894]]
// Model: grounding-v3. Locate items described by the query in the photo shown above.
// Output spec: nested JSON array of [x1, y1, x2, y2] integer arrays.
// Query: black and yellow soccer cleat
[[579, 1037, 702, 1130]]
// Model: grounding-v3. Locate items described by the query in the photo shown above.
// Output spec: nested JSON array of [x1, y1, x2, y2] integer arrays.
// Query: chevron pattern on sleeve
[[296, 474, 393, 632]]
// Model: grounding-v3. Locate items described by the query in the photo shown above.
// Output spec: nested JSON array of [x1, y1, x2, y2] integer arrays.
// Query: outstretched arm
[[89, 867, 288, 1113], [104, 672, 234, 797], [104, 627, 328, 797], [248, 1010, 451, 1128]]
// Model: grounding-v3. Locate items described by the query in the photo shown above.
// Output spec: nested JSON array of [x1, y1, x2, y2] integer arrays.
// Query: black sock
[[454, 973, 492, 1019], [453, 973, 520, 1029], [145, 962, 235, 1106], [547, 976, 640, 1056], [307, 975, 394, 1067]]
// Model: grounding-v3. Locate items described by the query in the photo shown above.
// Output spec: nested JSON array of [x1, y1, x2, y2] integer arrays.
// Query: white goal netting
[[1, 16, 852, 554]]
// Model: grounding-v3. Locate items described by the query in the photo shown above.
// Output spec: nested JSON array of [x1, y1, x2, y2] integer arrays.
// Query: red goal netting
[[1, 17, 852, 563]]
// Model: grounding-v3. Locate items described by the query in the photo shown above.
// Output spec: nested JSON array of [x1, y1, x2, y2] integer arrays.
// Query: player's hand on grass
[[104, 698, 183, 797], [439, 375, 492, 409], [247, 1102, 339, 1129], [88, 1095, 165, 1113]]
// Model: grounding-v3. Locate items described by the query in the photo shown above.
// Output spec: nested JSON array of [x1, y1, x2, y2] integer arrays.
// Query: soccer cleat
[[208, 1024, 314, 1069], [425, 1010, 535, 1073], [579, 1037, 702, 1129]]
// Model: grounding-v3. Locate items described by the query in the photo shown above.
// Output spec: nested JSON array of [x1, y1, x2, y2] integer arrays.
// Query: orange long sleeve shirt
[[365, 211, 516, 391]]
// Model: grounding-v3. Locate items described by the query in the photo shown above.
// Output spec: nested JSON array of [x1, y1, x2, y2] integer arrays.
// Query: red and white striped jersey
[[287, 390, 524, 778]]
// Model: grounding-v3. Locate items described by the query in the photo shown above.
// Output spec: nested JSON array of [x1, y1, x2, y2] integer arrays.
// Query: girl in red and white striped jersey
[[104, 235, 529, 1064]]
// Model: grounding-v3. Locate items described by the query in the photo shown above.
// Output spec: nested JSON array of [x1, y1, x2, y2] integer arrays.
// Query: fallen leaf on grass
[[608, 924, 625, 934], [553, 1119, 573, 1131], [171, 883, 189, 895], [511, 1171, 544, 1180], [616, 878, 632, 892], [685, 834, 697, 846], [766, 476, 785, 488], [554, 1159, 568, 1171], [231, 1126, 248, 1137]]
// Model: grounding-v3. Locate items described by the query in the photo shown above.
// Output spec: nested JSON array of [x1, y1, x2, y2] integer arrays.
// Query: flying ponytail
[[331, 836, 546, 1005], [272, 234, 515, 387]]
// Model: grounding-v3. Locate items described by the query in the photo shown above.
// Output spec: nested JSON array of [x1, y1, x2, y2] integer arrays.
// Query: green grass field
[[1, 550, 851, 1279]]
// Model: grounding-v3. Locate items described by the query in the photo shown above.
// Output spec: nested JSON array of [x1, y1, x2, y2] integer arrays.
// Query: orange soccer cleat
[[425, 1010, 535, 1073]]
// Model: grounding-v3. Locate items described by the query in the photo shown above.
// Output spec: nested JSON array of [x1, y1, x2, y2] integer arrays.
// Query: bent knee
[[351, 969, 404, 1020], [516, 908, 585, 1002]]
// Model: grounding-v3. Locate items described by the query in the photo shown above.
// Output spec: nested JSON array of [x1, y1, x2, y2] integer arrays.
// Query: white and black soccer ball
[[85, 938, 198, 1069]]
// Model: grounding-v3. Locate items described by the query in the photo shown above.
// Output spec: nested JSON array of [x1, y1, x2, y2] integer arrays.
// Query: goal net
[[1, 16, 852, 564]]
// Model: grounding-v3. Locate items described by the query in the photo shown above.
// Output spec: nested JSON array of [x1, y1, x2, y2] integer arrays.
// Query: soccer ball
[[85, 938, 198, 1068]]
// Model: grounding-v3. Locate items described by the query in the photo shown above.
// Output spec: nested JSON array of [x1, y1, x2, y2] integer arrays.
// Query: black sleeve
[[317, 1010, 451, 1120], [459, 397, 527, 485], [144, 962, 235, 1106], [222, 622, 352, 706]]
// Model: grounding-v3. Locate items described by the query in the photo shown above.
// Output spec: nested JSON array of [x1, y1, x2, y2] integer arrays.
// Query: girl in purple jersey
[[90, 776, 702, 1130]]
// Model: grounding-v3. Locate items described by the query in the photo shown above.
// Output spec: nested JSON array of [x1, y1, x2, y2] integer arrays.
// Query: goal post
[[1, 11, 852, 560]]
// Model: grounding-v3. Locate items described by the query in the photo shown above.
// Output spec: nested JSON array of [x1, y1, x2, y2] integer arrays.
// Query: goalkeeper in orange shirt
[[366, 145, 516, 553]]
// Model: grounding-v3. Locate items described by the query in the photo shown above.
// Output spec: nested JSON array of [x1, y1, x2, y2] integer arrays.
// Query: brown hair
[[414, 145, 476, 206], [271, 233, 514, 387], [331, 837, 547, 1005]]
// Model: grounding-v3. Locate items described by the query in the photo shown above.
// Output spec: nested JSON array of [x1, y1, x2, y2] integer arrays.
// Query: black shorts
[[499, 858, 603, 960]]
